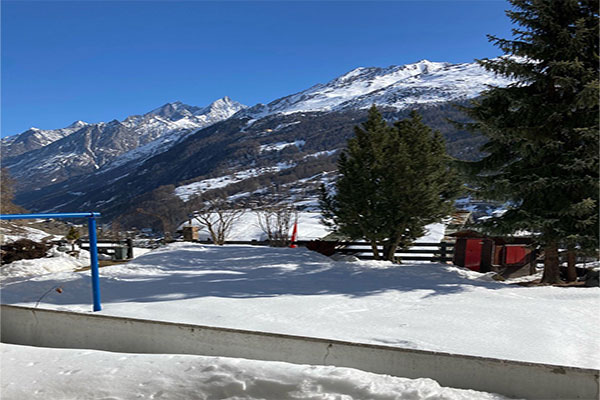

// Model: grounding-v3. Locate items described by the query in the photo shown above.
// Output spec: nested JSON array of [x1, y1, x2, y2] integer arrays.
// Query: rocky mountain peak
[[147, 101, 196, 120]]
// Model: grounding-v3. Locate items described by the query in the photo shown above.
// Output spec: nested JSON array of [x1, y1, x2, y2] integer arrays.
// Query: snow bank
[[0, 247, 90, 279], [2, 243, 598, 369], [1, 246, 154, 281], [0, 343, 508, 400]]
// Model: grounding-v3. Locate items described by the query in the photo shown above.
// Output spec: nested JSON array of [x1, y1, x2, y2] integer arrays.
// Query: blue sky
[[1, 1, 513, 137]]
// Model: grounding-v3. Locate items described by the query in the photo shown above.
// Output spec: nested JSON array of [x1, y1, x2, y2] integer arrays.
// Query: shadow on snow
[[1, 244, 507, 307]]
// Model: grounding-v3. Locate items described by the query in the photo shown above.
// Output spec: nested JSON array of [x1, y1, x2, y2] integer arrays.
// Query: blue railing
[[0, 212, 102, 311]]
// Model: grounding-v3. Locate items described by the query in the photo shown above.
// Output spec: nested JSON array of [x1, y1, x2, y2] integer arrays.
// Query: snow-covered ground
[[0, 343, 509, 400], [181, 211, 445, 243], [0, 245, 152, 279], [2, 243, 598, 370]]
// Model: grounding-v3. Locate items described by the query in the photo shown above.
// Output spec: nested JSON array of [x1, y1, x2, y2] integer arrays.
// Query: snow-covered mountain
[[239, 60, 513, 118], [1, 120, 88, 158], [8, 59, 513, 225], [101, 97, 245, 172], [2, 97, 246, 191]]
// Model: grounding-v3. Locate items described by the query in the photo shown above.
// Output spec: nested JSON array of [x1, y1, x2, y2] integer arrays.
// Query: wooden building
[[451, 231, 537, 278]]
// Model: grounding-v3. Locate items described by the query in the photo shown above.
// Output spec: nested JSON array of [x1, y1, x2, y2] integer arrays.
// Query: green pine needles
[[457, 0, 599, 283], [321, 106, 461, 262]]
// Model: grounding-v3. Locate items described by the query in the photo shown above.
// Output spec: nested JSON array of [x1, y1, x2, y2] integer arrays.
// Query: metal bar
[[87, 216, 102, 312], [0, 212, 103, 312], [0, 212, 100, 220]]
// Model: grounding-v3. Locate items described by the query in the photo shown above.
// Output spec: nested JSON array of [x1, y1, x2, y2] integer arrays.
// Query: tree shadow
[[1, 244, 510, 308]]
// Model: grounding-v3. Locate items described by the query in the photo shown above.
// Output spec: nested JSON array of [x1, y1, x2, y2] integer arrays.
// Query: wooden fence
[[193, 239, 455, 263], [333, 241, 454, 262]]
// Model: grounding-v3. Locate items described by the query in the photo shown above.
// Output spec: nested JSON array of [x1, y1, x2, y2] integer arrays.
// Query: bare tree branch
[[193, 199, 245, 245], [255, 203, 298, 247]]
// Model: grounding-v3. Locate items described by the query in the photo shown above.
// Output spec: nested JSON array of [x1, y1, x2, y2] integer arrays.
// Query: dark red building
[[451, 231, 538, 278]]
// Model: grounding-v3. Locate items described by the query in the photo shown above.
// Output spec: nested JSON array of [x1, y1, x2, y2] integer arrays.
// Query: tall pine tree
[[321, 106, 460, 261], [459, 0, 599, 283]]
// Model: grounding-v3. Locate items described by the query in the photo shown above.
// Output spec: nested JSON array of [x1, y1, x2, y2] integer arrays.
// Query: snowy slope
[[2, 243, 598, 369], [241, 60, 513, 118], [1, 343, 508, 400]]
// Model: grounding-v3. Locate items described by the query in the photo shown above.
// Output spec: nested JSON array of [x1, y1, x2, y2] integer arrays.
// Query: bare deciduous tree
[[193, 199, 245, 245], [255, 203, 298, 247]]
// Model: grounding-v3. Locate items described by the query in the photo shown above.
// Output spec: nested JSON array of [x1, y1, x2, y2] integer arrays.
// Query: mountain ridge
[[1, 97, 246, 191]]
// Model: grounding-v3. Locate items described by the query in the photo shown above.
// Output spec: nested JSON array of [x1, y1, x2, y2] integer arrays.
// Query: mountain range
[[2, 59, 512, 231]]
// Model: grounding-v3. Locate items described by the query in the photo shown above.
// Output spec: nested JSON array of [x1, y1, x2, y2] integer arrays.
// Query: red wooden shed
[[450, 231, 537, 278]]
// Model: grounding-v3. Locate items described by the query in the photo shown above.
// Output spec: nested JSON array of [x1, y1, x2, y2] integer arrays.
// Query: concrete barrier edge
[[1, 305, 598, 399]]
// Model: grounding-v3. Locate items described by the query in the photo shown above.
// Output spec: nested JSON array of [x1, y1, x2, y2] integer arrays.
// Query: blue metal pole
[[0, 212, 100, 220], [87, 216, 102, 312], [0, 211, 103, 312]]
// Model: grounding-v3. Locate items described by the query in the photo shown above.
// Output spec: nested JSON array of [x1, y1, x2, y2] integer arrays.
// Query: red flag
[[290, 221, 298, 248]]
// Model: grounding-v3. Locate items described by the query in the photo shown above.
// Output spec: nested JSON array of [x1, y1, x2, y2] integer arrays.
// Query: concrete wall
[[1, 305, 598, 399]]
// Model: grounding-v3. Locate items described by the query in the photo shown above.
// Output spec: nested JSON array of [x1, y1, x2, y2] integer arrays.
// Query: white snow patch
[[304, 149, 340, 159], [1, 343, 509, 400], [259, 139, 305, 153], [0, 225, 61, 243], [0, 247, 90, 279], [174, 163, 295, 201]]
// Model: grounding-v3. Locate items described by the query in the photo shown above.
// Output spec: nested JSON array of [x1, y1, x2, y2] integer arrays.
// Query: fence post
[[87, 216, 102, 312], [126, 238, 134, 259], [440, 242, 448, 263]]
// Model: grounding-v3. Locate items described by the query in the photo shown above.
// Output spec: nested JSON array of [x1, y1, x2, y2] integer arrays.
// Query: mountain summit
[[240, 60, 512, 118]]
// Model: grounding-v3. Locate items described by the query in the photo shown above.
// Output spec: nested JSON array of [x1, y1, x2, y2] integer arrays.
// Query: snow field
[[0, 343, 510, 400], [1, 243, 598, 370]]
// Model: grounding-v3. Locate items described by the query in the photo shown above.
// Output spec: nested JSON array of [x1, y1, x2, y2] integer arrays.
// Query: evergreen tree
[[458, 0, 599, 283], [321, 106, 460, 261], [66, 226, 81, 252]]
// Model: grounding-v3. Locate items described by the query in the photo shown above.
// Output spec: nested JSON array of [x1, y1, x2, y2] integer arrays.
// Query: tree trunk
[[541, 242, 561, 284], [370, 242, 380, 260], [384, 244, 399, 262], [566, 247, 577, 282]]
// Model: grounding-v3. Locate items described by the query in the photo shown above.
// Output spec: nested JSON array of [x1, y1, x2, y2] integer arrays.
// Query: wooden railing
[[332, 241, 454, 262], [192, 239, 455, 263]]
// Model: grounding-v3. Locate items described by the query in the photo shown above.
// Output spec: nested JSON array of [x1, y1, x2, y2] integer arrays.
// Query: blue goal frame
[[0, 212, 102, 311]]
